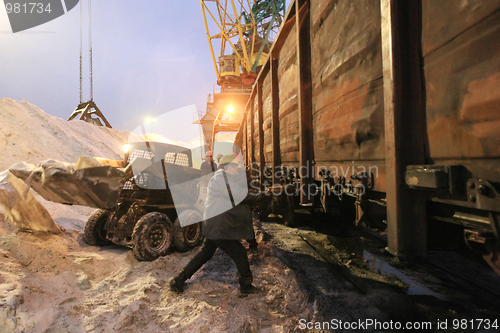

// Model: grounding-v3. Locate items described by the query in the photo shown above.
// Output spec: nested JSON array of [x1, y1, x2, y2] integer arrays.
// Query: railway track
[[259, 218, 500, 331], [295, 232, 366, 295]]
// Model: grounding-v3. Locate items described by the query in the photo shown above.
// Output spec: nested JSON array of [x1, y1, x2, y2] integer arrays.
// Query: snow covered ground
[[0, 99, 309, 332]]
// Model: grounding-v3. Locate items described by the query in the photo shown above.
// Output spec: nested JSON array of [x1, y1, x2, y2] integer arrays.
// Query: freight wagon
[[234, 0, 500, 274]]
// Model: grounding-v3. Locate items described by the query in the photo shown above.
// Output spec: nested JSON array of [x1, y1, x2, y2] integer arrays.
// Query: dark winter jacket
[[202, 168, 256, 240], [200, 160, 217, 175]]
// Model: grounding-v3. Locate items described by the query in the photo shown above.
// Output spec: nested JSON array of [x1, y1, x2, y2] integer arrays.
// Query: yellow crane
[[200, 0, 260, 88], [197, 0, 285, 154]]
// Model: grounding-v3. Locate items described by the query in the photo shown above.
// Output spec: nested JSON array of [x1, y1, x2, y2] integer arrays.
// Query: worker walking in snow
[[169, 155, 267, 297]]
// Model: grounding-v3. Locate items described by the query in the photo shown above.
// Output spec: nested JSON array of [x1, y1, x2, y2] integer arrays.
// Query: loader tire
[[84, 209, 112, 246], [173, 210, 203, 252], [132, 212, 173, 261]]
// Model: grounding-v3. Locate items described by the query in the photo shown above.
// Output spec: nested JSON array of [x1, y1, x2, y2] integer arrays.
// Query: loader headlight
[[123, 144, 130, 154]]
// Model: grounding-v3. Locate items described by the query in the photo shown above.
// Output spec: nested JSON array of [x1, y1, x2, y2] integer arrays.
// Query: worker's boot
[[169, 272, 187, 294], [239, 284, 261, 297], [238, 275, 260, 297]]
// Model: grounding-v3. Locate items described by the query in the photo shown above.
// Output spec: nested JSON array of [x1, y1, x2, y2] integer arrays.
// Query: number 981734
[[5, 2, 52, 14]]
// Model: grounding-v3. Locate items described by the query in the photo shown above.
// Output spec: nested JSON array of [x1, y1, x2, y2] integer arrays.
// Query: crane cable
[[79, 0, 93, 103], [79, 0, 82, 103], [89, 0, 93, 101]]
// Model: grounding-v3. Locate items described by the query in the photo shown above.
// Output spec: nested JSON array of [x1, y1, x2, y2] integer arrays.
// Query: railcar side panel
[[278, 24, 300, 165]]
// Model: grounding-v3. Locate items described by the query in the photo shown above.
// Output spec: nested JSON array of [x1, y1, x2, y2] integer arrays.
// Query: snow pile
[[0, 98, 133, 171], [0, 98, 140, 232]]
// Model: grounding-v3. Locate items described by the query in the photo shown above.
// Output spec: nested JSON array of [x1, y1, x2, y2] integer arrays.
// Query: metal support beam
[[271, 57, 281, 186], [249, 98, 255, 167], [296, 0, 314, 205], [243, 120, 248, 167], [381, 0, 427, 257], [257, 81, 266, 189]]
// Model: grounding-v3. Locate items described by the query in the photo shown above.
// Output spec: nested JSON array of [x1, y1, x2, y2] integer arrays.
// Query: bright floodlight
[[123, 144, 130, 154], [226, 105, 234, 113], [146, 117, 156, 123]]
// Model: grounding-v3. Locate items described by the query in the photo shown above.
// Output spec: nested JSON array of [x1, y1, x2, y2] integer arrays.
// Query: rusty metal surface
[[421, 0, 500, 57], [381, 0, 427, 257], [262, 69, 273, 164], [253, 92, 260, 164], [242, 121, 248, 166], [423, 8, 500, 161], [278, 23, 299, 164], [241, 0, 500, 172], [244, 98, 253, 165], [257, 82, 266, 185], [238, 0, 500, 220], [248, 102, 254, 165], [297, 0, 314, 205], [310, 0, 385, 164], [271, 58, 282, 185], [234, 125, 243, 154]]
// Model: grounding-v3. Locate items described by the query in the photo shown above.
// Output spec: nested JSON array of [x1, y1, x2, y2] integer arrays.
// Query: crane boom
[[200, 0, 285, 88]]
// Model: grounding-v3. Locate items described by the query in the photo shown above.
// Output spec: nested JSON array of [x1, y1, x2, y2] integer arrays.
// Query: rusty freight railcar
[[235, 0, 500, 274]]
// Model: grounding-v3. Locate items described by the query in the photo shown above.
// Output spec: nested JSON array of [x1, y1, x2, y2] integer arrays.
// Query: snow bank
[[0, 98, 130, 171]]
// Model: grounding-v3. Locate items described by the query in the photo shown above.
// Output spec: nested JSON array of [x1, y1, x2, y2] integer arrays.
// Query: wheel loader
[[8, 141, 207, 261]]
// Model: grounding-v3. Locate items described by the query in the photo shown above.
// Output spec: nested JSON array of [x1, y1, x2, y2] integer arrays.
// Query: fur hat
[[218, 155, 238, 166]]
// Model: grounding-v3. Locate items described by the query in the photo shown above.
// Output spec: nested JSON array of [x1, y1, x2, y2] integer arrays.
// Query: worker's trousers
[[180, 239, 253, 286]]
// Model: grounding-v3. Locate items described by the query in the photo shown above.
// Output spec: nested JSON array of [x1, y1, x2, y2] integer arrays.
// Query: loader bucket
[[9, 160, 129, 210], [0, 170, 62, 233]]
